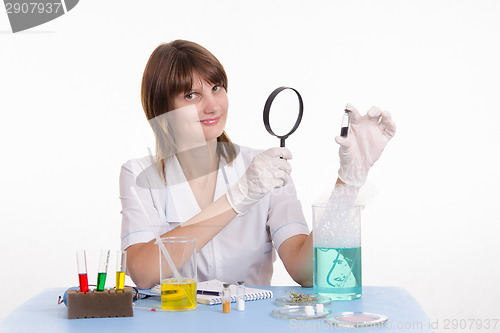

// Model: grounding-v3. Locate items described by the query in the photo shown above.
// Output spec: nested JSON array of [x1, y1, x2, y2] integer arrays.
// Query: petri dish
[[272, 305, 332, 320], [275, 294, 332, 307], [325, 312, 388, 328]]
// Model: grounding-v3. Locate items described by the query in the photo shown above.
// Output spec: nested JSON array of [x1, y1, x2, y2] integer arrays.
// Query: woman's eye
[[212, 85, 221, 92], [185, 93, 196, 100]]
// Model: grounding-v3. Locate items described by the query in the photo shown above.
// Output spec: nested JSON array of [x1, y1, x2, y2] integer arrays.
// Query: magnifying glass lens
[[263, 87, 304, 147]]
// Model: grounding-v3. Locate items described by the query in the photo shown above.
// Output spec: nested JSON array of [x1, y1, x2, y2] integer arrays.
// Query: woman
[[120, 40, 395, 289]]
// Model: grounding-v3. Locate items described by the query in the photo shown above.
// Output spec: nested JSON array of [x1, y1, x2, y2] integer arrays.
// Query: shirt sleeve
[[119, 159, 163, 251], [267, 176, 310, 252]]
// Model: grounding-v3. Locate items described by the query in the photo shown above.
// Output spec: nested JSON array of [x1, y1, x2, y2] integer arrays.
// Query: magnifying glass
[[263, 86, 304, 147]]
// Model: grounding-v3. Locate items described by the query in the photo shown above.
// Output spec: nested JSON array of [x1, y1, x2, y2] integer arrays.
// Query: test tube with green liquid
[[116, 250, 126, 291], [96, 249, 110, 291]]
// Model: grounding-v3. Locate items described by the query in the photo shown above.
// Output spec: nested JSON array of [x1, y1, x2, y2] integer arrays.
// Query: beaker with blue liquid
[[313, 203, 362, 300]]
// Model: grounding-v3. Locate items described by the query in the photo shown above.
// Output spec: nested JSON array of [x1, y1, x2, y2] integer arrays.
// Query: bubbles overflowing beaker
[[313, 203, 362, 300]]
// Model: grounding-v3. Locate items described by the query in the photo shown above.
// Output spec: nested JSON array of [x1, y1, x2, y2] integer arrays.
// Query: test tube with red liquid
[[76, 250, 89, 293]]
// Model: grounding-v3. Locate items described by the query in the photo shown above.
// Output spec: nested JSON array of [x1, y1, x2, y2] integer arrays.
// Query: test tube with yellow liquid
[[116, 250, 126, 291]]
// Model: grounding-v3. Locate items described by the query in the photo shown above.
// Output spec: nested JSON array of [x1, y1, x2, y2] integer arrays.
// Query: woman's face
[[171, 72, 228, 145]]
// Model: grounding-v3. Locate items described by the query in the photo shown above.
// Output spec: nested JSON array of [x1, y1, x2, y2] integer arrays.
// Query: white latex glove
[[226, 147, 292, 214], [336, 103, 396, 187]]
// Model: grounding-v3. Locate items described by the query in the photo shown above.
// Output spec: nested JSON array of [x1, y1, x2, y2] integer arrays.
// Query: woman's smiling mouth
[[200, 116, 221, 126]]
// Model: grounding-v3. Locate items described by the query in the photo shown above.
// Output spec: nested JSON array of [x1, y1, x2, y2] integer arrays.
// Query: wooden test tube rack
[[67, 287, 134, 319]]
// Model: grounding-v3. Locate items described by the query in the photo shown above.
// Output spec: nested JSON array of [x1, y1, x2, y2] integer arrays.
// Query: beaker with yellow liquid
[[161, 278, 197, 310], [158, 237, 197, 311]]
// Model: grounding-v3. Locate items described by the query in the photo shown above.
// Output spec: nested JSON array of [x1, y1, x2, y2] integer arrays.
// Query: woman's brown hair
[[141, 40, 237, 181]]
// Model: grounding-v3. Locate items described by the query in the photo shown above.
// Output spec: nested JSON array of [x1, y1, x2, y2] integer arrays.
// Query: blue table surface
[[0, 286, 433, 333]]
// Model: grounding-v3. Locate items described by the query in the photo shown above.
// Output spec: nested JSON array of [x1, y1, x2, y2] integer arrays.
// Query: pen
[[197, 290, 220, 296], [133, 306, 163, 312]]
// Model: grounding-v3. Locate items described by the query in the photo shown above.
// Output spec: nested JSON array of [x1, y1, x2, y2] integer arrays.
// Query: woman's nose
[[200, 94, 220, 114]]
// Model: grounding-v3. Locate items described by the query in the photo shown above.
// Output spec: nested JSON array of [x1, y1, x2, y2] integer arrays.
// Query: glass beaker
[[313, 203, 362, 300], [158, 237, 197, 311]]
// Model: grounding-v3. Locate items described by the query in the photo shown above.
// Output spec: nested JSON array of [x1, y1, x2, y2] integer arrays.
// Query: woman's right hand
[[226, 147, 292, 214], [336, 104, 396, 187]]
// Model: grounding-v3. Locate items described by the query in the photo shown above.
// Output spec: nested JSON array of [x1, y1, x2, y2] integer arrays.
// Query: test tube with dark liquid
[[76, 250, 89, 293], [96, 249, 110, 291], [341, 109, 351, 137]]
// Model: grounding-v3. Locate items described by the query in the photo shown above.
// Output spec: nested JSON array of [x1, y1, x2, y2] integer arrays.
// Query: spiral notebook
[[151, 279, 274, 305]]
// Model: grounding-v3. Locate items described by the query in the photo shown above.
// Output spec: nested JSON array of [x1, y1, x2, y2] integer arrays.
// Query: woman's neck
[[176, 141, 219, 181]]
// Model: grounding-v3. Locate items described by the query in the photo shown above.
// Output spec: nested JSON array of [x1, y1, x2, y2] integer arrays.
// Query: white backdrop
[[1, 1, 499, 332]]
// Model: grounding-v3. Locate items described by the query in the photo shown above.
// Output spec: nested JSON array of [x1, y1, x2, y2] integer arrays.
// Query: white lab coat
[[119, 145, 309, 286]]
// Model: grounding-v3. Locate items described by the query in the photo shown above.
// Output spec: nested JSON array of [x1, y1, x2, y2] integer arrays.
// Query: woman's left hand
[[336, 103, 396, 187]]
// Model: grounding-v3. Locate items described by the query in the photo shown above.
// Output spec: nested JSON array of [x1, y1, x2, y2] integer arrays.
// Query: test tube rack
[[67, 287, 133, 319]]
